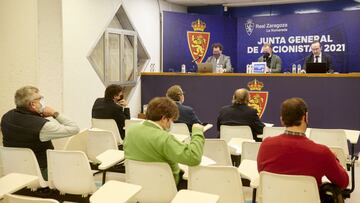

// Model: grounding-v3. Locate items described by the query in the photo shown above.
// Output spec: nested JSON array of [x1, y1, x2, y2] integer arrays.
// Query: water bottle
[[181, 64, 186, 73], [297, 64, 302, 73], [292, 64, 296, 73], [246, 64, 250, 73]]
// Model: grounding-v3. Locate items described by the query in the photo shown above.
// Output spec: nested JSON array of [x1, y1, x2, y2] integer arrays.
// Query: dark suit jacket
[[92, 98, 130, 140], [217, 103, 265, 141], [175, 102, 201, 131], [303, 53, 334, 73]]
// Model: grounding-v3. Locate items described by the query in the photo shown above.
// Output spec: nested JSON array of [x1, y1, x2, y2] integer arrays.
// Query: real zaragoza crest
[[245, 19, 255, 36], [248, 79, 268, 118], [187, 19, 210, 63]]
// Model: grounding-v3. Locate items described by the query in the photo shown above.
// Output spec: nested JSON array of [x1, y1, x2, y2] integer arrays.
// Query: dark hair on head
[[212, 43, 223, 51], [281, 97, 308, 127], [166, 85, 183, 102], [146, 97, 179, 121], [104, 84, 123, 100], [311, 40, 321, 47]]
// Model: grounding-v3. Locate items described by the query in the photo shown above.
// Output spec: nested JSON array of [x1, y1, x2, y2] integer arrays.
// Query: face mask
[[38, 98, 46, 113], [263, 52, 270, 58]]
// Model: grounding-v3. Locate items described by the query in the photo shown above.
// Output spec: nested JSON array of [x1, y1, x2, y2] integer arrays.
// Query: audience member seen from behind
[[303, 41, 334, 73], [92, 84, 130, 141], [257, 43, 282, 73], [1, 86, 80, 179], [217, 88, 264, 141], [124, 97, 205, 189], [257, 97, 348, 189], [205, 42, 232, 73], [166, 85, 201, 132]]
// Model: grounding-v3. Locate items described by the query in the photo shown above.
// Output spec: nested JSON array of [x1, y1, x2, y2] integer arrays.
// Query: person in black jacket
[[303, 41, 334, 73], [92, 84, 130, 140], [166, 85, 201, 131], [217, 88, 264, 141]]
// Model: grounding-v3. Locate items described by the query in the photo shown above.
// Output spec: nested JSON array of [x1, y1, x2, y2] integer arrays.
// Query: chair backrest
[[4, 194, 59, 203], [124, 119, 143, 131], [0, 146, 47, 188], [47, 150, 96, 196], [203, 139, 232, 166], [241, 141, 261, 162], [188, 166, 245, 203], [309, 128, 349, 155], [125, 159, 177, 203], [87, 128, 118, 163], [63, 129, 89, 152], [171, 190, 220, 203], [91, 118, 122, 144], [170, 123, 190, 136], [258, 171, 320, 203], [220, 125, 253, 143], [262, 127, 285, 139]]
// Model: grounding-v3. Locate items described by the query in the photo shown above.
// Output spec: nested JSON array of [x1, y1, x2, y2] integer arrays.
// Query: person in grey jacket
[[257, 43, 282, 73], [205, 43, 232, 73]]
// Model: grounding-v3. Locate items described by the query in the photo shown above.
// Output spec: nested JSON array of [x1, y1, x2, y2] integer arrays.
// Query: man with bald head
[[303, 41, 334, 73], [217, 88, 264, 141]]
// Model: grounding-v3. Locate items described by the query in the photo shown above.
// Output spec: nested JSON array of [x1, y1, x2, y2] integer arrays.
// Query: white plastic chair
[[188, 165, 246, 203], [170, 123, 190, 136], [4, 194, 59, 203], [125, 159, 177, 203], [124, 119, 144, 131], [329, 146, 347, 168], [220, 125, 253, 143], [309, 128, 349, 156], [262, 127, 285, 139], [0, 147, 47, 189], [47, 150, 97, 196], [258, 171, 321, 203], [241, 141, 261, 162], [63, 129, 89, 152], [203, 139, 232, 166], [87, 129, 118, 164], [91, 118, 122, 145]]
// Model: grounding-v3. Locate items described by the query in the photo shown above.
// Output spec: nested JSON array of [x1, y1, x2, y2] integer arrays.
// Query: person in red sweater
[[257, 97, 349, 189]]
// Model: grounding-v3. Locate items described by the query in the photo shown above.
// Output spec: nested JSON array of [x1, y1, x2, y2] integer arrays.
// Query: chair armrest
[[96, 150, 125, 170]]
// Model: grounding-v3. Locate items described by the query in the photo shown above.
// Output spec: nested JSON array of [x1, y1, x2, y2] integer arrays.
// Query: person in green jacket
[[123, 97, 205, 188]]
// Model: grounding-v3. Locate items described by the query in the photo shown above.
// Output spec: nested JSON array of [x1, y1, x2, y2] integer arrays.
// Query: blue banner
[[163, 10, 360, 73], [163, 11, 237, 72], [238, 10, 360, 73]]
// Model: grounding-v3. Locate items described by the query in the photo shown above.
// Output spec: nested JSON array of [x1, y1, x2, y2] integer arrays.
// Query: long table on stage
[[141, 72, 360, 150]]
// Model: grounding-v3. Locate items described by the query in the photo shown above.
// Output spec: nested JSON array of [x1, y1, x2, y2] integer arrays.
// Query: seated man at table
[[1, 86, 80, 179], [257, 97, 348, 190], [166, 85, 201, 132], [92, 84, 130, 140], [217, 88, 264, 141], [303, 41, 334, 73], [257, 43, 282, 73], [205, 42, 232, 73], [124, 97, 205, 189]]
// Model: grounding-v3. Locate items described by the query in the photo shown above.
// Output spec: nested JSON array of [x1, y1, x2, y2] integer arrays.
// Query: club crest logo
[[245, 19, 255, 36], [187, 19, 210, 63], [248, 79, 268, 118]]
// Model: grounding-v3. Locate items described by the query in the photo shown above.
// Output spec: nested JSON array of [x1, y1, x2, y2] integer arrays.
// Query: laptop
[[306, 63, 327, 73], [197, 62, 213, 73]]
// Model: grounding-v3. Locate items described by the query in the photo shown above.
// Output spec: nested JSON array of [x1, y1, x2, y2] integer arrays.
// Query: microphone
[[192, 56, 202, 63]]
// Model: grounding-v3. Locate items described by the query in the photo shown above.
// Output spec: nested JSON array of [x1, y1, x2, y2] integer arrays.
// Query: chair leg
[[102, 171, 107, 185], [252, 188, 257, 203]]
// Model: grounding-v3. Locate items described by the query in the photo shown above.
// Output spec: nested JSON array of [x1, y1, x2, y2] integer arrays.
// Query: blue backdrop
[[163, 10, 360, 73]]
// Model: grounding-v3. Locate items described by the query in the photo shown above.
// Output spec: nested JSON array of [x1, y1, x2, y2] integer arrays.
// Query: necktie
[[315, 56, 319, 63]]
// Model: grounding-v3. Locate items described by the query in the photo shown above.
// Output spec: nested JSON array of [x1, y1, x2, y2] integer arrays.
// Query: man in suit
[[166, 85, 201, 131], [257, 43, 282, 73], [303, 41, 334, 73], [92, 84, 130, 140], [205, 43, 232, 73], [217, 88, 264, 141]]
